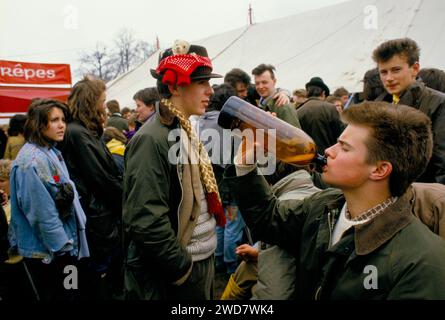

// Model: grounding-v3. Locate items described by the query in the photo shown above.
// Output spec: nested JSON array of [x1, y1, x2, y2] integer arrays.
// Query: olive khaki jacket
[[229, 167, 445, 300], [123, 103, 203, 299], [260, 95, 301, 129]]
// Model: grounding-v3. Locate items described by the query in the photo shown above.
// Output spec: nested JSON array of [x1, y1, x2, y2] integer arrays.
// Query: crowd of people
[[0, 37, 445, 301]]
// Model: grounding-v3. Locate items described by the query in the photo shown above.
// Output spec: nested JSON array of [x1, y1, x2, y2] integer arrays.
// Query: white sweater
[[185, 185, 217, 262]]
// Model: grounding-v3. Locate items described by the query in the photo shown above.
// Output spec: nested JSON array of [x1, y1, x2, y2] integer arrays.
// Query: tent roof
[[107, 0, 445, 108]]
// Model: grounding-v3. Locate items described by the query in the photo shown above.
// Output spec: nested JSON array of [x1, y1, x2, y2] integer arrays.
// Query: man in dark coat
[[61, 76, 123, 299], [296, 77, 345, 157], [373, 38, 445, 184]]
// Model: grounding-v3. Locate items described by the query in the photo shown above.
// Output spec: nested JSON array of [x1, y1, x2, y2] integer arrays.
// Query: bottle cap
[[314, 153, 327, 166]]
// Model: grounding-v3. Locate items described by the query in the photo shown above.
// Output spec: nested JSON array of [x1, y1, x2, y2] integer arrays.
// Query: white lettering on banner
[[24, 68, 35, 80], [12, 67, 24, 77], [0, 64, 58, 81], [47, 70, 56, 78], [0, 67, 12, 76], [36, 69, 46, 78]]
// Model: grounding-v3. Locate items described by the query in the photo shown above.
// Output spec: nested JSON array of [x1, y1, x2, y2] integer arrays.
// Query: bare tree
[[77, 28, 155, 83], [78, 42, 116, 82], [113, 28, 155, 75]]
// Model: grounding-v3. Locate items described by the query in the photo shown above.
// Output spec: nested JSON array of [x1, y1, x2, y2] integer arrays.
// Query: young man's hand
[[236, 244, 259, 262]]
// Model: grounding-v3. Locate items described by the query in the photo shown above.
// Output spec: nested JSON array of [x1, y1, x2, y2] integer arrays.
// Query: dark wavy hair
[[418, 68, 445, 93], [133, 87, 160, 105], [67, 76, 106, 137], [372, 38, 420, 66], [224, 68, 251, 88], [363, 68, 385, 101], [207, 84, 236, 112], [24, 99, 70, 147], [252, 64, 276, 80], [7, 114, 27, 136]]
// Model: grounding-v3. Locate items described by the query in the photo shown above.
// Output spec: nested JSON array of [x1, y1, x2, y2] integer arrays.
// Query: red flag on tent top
[[0, 60, 72, 85]]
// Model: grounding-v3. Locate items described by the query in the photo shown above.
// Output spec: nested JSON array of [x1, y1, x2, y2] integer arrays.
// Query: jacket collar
[[261, 89, 279, 106], [399, 80, 425, 107], [323, 190, 414, 255], [353, 191, 414, 255], [377, 80, 425, 107], [298, 97, 325, 108]]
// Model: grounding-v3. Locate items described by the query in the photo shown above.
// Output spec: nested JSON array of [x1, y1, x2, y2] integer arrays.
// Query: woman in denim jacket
[[9, 99, 89, 300]]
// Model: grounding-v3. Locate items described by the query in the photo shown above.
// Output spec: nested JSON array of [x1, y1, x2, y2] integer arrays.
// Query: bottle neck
[[313, 153, 327, 166]]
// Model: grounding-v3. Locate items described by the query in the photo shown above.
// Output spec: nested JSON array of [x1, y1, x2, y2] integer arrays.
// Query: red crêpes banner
[[0, 60, 72, 85]]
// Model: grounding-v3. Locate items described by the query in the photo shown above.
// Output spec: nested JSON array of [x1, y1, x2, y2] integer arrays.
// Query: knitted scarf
[[162, 98, 226, 227]]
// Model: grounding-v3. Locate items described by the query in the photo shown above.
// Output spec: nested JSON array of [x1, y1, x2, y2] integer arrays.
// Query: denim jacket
[[9, 143, 79, 263]]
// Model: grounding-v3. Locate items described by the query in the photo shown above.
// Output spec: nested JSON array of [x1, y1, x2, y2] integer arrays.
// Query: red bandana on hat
[[155, 54, 213, 86]]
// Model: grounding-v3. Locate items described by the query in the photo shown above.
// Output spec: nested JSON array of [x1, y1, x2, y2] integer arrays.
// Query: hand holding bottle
[[234, 135, 264, 166]]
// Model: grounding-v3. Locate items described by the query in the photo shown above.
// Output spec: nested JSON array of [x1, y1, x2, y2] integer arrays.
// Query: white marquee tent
[[106, 0, 445, 108]]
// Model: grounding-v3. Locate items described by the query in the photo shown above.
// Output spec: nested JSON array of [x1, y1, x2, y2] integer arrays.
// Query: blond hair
[[0, 159, 12, 181]]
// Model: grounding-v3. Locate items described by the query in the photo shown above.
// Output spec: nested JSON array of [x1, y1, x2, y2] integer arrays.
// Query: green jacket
[[106, 113, 129, 132], [260, 97, 301, 128], [123, 103, 195, 299], [229, 167, 445, 300]]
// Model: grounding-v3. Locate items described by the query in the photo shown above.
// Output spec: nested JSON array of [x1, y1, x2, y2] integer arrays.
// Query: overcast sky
[[0, 0, 349, 80]]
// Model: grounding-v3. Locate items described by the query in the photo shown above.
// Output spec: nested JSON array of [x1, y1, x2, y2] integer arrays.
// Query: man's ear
[[412, 61, 420, 79], [168, 84, 180, 96], [370, 161, 392, 181]]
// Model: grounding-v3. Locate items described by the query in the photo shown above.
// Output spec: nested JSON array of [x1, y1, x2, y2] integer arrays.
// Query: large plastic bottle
[[218, 96, 327, 166]]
